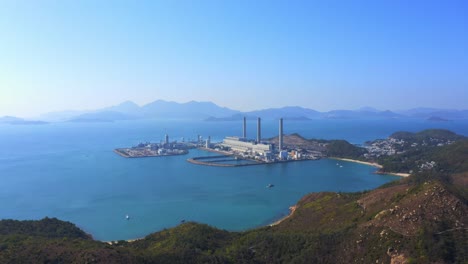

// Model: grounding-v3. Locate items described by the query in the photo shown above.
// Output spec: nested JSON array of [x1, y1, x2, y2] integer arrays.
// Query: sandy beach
[[383, 172, 411, 177], [331, 157, 410, 177], [270, 205, 298, 226]]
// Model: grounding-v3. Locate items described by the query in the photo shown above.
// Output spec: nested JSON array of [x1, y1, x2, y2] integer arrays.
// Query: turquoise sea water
[[0, 119, 467, 241]]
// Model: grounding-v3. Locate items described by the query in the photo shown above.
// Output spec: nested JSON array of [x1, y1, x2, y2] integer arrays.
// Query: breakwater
[[187, 154, 319, 167], [187, 155, 261, 167]]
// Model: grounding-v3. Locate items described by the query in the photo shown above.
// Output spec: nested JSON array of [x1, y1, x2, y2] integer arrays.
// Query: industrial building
[[221, 116, 286, 160], [221, 136, 272, 154]]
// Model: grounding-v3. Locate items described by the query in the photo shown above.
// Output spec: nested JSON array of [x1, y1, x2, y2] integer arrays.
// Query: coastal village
[[362, 131, 460, 172], [363, 135, 457, 158]]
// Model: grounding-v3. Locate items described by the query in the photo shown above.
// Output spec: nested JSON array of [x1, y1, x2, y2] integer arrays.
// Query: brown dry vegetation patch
[[451, 172, 468, 188], [357, 184, 409, 211], [366, 181, 468, 236]]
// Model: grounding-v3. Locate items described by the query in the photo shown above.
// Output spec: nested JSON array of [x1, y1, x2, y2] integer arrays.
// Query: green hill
[[390, 129, 464, 142], [325, 139, 367, 159]]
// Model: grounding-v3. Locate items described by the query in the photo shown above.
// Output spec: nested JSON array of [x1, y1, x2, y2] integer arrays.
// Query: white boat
[[126, 214, 130, 220], [267, 184, 274, 188]]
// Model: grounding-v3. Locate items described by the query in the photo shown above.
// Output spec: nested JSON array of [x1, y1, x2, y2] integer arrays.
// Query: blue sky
[[1, 0, 467, 117]]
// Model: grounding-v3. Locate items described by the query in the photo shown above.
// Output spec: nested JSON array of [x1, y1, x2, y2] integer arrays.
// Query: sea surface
[[0, 118, 467, 241]]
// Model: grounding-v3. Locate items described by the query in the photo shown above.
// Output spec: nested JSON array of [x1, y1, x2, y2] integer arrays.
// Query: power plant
[[221, 116, 286, 160], [116, 116, 318, 165]]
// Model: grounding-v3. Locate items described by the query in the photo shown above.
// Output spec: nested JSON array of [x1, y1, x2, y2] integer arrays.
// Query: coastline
[[380, 172, 411, 177], [106, 209, 299, 244], [269, 205, 298, 226], [330, 157, 410, 177], [331, 157, 382, 168], [268, 157, 411, 228], [105, 157, 407, 243], [110, 157, 407, 243], [270, 157, 411, 227]]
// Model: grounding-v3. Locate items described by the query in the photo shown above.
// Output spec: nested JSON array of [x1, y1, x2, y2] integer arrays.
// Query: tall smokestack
[[243, 117, 247, 139], [257, 117, 261, 143], [279, 118, 283, 151]]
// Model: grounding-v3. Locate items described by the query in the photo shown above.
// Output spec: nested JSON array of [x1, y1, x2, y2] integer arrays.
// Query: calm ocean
[[0, 118, 467, 241]]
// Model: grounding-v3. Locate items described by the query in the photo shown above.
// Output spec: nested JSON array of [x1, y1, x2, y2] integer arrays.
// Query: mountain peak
[[357, 106, 379, 112], [102, 101, 140, 113], [118, 100, 139, 107]]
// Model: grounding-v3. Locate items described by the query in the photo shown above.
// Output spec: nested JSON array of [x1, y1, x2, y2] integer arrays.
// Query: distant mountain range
[[0, 116, 48, 125], [396, 107, 468, 120], [205, 106, 468, 122], [37, 100, 239, 122], [2, 100, 467, 124]]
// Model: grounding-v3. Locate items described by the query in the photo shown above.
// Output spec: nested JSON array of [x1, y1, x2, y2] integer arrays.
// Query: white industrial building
[[221, 137, 272, 154]]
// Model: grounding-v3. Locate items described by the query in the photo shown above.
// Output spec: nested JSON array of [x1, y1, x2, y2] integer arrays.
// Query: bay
[[0, 118, 467, 241]]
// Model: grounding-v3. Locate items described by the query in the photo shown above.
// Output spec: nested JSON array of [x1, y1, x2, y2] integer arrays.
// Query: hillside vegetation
[[325, 140, 367, 159], [390, 129, 464, 142]]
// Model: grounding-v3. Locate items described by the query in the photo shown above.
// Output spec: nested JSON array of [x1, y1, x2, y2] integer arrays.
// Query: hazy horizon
[[4, 98, 468, 120], [1, 1, 467, 117]]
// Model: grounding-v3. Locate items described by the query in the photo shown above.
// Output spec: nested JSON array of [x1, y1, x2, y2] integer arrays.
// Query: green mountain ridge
[[389, 129, 464, 142]]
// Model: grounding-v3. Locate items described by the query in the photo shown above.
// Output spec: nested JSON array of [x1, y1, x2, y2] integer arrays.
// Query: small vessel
[[125, 214, 130, 220], [339, 165, 343, 168], [267, 184, 274, 188]]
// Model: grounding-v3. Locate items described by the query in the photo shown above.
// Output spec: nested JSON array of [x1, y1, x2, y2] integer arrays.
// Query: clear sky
[[1, 0, 467, 117]]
